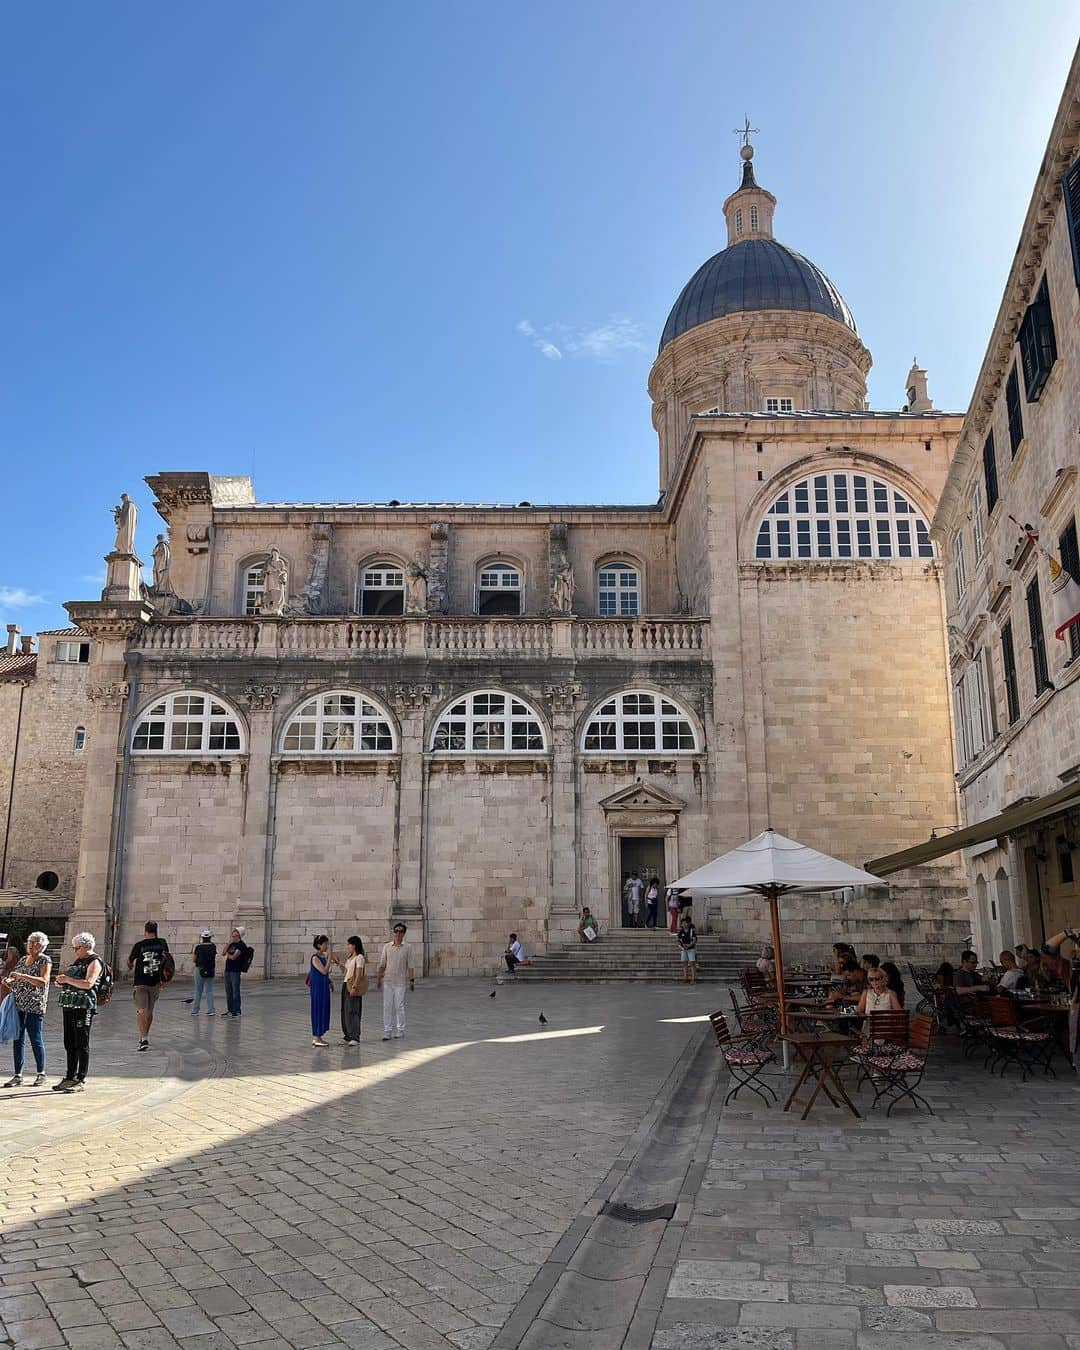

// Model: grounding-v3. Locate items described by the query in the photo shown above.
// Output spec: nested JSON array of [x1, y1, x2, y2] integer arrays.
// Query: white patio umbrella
[[669, 828, 884, 1034]]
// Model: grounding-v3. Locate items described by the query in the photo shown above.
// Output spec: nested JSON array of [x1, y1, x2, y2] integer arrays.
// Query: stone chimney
[[20, 635, 34, 656], [5, 625, 18, 656]]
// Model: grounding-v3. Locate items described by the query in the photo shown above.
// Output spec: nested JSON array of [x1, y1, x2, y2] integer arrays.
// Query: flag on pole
[[1049, 553, 1080, 641]]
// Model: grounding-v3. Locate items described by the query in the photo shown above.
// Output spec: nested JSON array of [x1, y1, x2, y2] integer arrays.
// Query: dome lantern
[[722, 142, 777, 246]]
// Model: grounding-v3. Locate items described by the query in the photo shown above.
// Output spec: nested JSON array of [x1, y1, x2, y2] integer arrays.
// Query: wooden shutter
[[1005, 364, 1023, 455], [1064, 158, 1080, 289], [982, 432, 999, 513]]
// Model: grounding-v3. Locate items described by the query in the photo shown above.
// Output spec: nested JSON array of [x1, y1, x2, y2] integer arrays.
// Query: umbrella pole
[[767, 887, 789, 1064]]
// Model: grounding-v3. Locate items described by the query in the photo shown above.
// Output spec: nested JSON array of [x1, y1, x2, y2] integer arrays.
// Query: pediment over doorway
[[598, 781, 685, 814]]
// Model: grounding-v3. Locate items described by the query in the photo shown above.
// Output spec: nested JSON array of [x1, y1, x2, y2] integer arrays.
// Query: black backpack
[[240, 944, 256, 973], [94, 961, 115, 1007]]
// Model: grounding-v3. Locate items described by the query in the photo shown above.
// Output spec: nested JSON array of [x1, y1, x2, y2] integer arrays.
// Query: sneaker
[[137, 1040, 149, 1052], [191, 1010, 199, 1016], [51, 1078, 73, 1091], [312, 1038, 326, 1047], [207, 1011, 216, 1017], [382, 1035, 391, 1041], [62, 1081, 85, 1093], [33, 1073, 47, 1087], [2, 1075, 22, 1088]]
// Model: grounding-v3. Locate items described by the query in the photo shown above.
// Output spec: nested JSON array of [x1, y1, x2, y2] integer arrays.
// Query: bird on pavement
[[538, 1012, 547, 1024], [489, 989, 496, 998]]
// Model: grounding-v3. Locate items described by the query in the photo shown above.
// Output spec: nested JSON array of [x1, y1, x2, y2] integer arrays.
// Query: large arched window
[[431, 690, 546, 753], [476, 561, 523, 616], [281, 690, 396, 753], [357, 561, 406, 616], [582, 690, 698, 753], [132, 691, 244, 754], [597, 561, 641, 617], [754, 471, 935, 560]]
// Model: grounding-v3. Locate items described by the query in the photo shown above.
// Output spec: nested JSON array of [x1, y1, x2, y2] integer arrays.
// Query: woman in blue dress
[[309, 935, 332, 1046]]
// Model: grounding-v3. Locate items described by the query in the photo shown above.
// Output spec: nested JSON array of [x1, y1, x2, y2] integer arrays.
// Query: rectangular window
[[816, 519, 832, 556], [1005, 363, 1024, 454], [1063, 156, 1080, 289], [750, 204, 759, 231], [954, 530, 967, 599], [1018, 275, 1058, 402], [853, 476, 868, 514], [1059, 518, 1080, 660], [764, 397, 794, 413], [982, 432, 999, 514], [1026, 576, 1052, 697], [970, 484, 985, 562], [856, 519, 872, 557], [56, 641, 91, 664], [796, 519, 811, 557], [1001, 620, 1020, 725]]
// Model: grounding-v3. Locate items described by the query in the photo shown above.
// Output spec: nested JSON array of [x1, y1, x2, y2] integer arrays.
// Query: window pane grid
[[133, 693, 242, 755], [755, 471, 935, 560], [431, 690, 546, 753], [597, 562, 640, 617], [582, 690, 699, 754], [281, 690, 395, 754]]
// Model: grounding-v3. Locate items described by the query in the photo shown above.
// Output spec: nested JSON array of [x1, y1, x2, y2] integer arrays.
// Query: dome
[[659, 238, 857, 352]]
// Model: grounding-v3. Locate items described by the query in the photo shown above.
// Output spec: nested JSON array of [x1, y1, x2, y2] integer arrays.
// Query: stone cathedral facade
[[56, 147, 970, 976]]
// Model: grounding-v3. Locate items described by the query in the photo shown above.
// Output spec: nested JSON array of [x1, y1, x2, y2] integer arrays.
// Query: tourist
[[127, 920, 171, 1051], [377, 922, 415, 1041], [954, 949, 987, 996], [858, 967, 902, 1019], [2, 931, 52, 1087], [577, 907, 600, 944], [191, 929, 217, 1016], [341, 935, 366, 1045], [504, 933, 529, 974], [0, 943, 21, 989], [997, 950, 1026, 993], [623, 871, 644, 927], [828, 956, 866, 1003], [831, 942, 856, 974], [677, 913, 698, 983], [222, 926, 247, 1017], [861, 952, 881, 973], [666, 887, 681, 933], [309, 935, 333, 1046], [1039, 928, 1079, 986], [53, 932, 102, 1093], [755, 944, 775, 978], [644, 877, 660, 928], [880, 960, 906, 1006]]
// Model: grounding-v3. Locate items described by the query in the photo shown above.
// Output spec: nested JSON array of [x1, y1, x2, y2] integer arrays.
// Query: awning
[[867, 782, 1080, 875]]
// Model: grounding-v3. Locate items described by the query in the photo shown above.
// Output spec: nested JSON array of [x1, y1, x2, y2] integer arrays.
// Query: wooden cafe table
[[780, 1030, 861, 1121]]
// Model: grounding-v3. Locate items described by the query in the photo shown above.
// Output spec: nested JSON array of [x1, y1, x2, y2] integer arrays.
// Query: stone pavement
[[652, 1029, 1080, 1350], [0, 977, 719, 1350]]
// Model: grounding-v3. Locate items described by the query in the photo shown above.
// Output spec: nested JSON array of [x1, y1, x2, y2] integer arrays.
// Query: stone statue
[[263, 547, 289, 616], [405, 561, 428, 615], [151, 534, 172, 593], [552, 561, 575, 614], [112, 494, 137, 555]]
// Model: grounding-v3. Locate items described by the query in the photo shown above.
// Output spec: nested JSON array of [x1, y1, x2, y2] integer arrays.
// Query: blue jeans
[[193, 971, 215, 1012], [13, 1010, 45, 1075], [224, 970, 241, 1015]]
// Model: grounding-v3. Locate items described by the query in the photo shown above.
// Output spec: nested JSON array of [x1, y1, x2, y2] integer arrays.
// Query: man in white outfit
[[377, 923, 415, 1040]]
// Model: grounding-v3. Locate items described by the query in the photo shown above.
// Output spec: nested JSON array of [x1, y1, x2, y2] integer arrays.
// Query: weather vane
[[733, 116, 759, 150]]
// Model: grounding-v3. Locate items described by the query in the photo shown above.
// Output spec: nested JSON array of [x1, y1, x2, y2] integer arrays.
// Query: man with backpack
[[127, 920, 172, 1052], [222, 926, 253, 1017]]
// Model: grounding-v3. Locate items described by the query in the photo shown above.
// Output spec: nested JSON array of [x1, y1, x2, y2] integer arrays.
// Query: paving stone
[[653, 1329, 795, 1348], [863, 1307, 934, 1332], [885, 1286, 978, 1308]]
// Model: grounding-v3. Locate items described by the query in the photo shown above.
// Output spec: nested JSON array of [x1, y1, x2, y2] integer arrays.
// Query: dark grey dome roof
[[659, 238, 856, 352]]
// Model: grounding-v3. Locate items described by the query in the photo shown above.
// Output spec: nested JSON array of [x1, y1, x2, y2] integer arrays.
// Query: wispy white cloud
[[516, 319, 562, 361], [0, 586, 47, 608], [81, 569, 107, 586], [516, 316, 645, 363]]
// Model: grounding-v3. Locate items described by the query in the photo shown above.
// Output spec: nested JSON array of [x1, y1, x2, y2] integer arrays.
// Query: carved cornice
[[64, 600, 153, 641], [393, 684, 432, 714], [245, 683, 280, 712], [145, 473, 214, 523], [88, 681, 130, 706], [545, 682, 583, 713]]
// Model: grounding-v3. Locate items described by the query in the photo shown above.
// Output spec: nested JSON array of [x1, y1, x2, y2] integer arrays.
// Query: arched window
[[358, 561, 406, 616], [476, 562, 523, 616], [281, 690, 396, 753], [750, 204, 759, 232], [735, 207, 744, 237], [73, 726, 86, 750], [132, 691, 244, 754], [431, 690, 546, 753], [597, 561, 641, 617], [582, 690, 698, 753], [754, 471, 935, 560], [243, 562, 267, 616]]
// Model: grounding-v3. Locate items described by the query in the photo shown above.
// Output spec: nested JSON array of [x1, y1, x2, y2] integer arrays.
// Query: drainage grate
[[600, 1200, 676, 1223]]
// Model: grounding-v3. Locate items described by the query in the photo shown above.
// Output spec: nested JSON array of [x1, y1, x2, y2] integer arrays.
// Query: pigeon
[[489, 990, 496, 998], [538, 1012, 547, 1024]]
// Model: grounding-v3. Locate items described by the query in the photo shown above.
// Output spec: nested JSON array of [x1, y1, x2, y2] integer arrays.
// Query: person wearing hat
[[377, 922, 415, 1041], [191, 929, 217, 1016]]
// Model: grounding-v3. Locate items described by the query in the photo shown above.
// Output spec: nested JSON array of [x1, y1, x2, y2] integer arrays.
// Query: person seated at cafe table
[[827, 956, 866, 1003], [954, 950, 989, 996], [997, 949, 1027, 993], [880, 960, 906, 1007], [857, 967, 902, 1020], [830, 942, 857, 975], [861, 952, 881, 975], [1039, 928, 1079, 986]]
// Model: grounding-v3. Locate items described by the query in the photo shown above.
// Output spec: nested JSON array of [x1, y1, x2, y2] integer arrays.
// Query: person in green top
[[577, 908, 600, 944], [53, 932, 103, 1094]]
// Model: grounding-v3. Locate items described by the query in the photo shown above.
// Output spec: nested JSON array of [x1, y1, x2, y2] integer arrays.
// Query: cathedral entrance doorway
[[618, 836, 665, 927]]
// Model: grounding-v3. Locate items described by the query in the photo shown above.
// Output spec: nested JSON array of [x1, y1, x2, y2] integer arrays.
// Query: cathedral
[[46, 143, 971, 975]]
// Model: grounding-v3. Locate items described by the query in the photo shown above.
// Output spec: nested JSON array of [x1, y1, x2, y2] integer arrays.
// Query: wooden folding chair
[[861, 1012, 934, 1116], [709, 1010, 777, 1107], [984, 995, 1056, 1081]]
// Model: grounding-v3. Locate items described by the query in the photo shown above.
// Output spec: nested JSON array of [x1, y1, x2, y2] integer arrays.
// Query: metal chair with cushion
[[850, 1009, 909, 1089], [709, 1010, 777, 1107], [984, 995, 1056, 1081], [730, 990, 778, 1042], [861, 1012, 934, 1116]]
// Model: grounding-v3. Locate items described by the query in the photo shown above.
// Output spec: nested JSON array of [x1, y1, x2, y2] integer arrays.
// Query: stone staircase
[[501, 929, 761, 984]]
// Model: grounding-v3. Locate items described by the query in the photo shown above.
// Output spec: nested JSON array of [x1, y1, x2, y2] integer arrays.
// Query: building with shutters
[[872, 48, 1080, 959], [48, 140, 974, 977]]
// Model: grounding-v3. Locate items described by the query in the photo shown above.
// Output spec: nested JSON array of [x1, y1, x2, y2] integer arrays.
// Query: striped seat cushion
[[723, 1047, 773, 1066], [865, 1051, 923, 1072]]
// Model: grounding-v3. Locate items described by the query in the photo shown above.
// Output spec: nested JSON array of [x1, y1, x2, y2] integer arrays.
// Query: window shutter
[[1001, 620, 1020, 725], [982, 432, 999, 514], [1018, 276, 1057, 401], [1005, 364, 1023, 455], [1059, 519, 1080, 659], [1064, 158, 1080, 289], [1026, 577, 1051, 695]]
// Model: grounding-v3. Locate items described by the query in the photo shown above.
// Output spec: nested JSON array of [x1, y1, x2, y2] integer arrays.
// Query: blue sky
[[2, 2, 1078, 631]]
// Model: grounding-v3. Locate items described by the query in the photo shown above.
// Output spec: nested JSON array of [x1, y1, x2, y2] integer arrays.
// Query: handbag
[[0, 993, 18, 1043], [347, 959, 368, 997]]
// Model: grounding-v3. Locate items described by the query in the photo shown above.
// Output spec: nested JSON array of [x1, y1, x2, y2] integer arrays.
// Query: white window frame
[[132, 691, 245, 755], [280, 690, 396, 754], [970, 483, 985, 563], [56, 640, 91, 664], [357, 561, 406, 616], [750, 204, 759, 231], [430, 689, 546, 754], [73, 726, 86, 750], [735, 207, 743, 237], [581, 690, 699, 754], [954, 530, 968, 600], [597, 561, 641, 617], [476, 562, 523, 616], [754, 471, 936, 561], [764, 397, 794, 414], [243, 563, 266, 617], [954, 658, 991, 767]]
